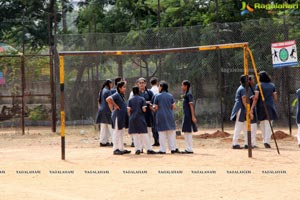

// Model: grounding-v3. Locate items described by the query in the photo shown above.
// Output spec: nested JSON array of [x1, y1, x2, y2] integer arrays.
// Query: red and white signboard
[[271, 40, 298, 68]]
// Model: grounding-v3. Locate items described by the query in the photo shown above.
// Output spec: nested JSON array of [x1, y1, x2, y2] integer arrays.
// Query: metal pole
[[49, 1, 56, 133], [50, 50, 56, 132], [60, 56, 65, 160], [283, 15, 292, 136], [21, 7, 26, 135], [244, 46, 252, 158], [21, 55, 25, 135], [53, 0, 58, 133], [215, 0, 224, 131], [219, 56, 224, 132], [286, 68, 292, 136]]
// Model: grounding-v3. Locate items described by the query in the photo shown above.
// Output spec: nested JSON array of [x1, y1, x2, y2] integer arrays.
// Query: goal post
[[59, 55, 66, 160], [58, 42, 279, 160]]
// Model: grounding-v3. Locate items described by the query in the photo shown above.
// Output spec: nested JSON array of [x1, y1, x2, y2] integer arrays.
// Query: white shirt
[[128, 91, 134, 100], [150, 85, 159, 95]]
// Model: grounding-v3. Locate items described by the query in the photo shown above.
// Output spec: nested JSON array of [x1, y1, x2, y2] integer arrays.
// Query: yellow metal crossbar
[[59, 42, 248, 56]]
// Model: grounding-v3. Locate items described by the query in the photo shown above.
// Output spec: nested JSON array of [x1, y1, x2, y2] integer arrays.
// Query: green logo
[[279, 48, 289, 62]]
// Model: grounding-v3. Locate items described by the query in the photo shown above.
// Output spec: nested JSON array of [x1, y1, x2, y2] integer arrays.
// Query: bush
[[174, 100, 183, 125], [28, 105, 49, 121]]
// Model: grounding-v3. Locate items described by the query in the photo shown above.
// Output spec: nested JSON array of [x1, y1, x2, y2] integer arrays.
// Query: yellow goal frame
[[58, 42, 279, 160]]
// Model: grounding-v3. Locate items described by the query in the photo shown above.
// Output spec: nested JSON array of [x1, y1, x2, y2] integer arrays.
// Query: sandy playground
[[0, 125, 300, 200]]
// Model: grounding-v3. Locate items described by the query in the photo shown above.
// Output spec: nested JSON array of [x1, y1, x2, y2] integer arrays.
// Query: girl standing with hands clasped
[[230, 75, 247, 149], [106, 81, 131, 155], [128, 86, 157, 155], [96, 79, 113, 147], [153, 81, 180, 154], [181, 80, 197, 154]]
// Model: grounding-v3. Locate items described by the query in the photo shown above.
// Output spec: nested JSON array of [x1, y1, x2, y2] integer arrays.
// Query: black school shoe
[[113, 149, 123, 155], [244, 145, 257, 149], [100, 142, 113, 147], [158, 151, 166, 154], [147, 150, 157, 154], [122, 149, 131, 154], [135, 150, 141, 155], [100, 143, 107, 147], [181, 150, 194, 154], [264, 143, 271, 148], [152, 143, 160, 146], [171, 148, 181, 154], [232, 144, 242, 149]]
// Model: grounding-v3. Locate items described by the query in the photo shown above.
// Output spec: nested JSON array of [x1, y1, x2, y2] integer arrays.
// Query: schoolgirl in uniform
[[128, 79, 139, 147], [96, 79, 113, 147], [231, 75, 258, 149], [136, 77, 154, 142], [106, 81, 131, 155], [296, 88, 300, 147], [181, 80, 197, 154], [230, 75, 247, 149], [153, 81, 180, 154], [128, 86, 157, 155], [251, 71, 278, 148]]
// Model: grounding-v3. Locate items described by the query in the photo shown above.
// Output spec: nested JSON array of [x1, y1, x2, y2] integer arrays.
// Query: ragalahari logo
[[241, 1, 299, 15], [240, 2, 254, 15]]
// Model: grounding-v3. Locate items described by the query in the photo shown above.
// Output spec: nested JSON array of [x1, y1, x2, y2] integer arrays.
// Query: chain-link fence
[[0, 56, 22, 132], [56, 16, 300, 132], [1, 16, 300, 133], [0, 54, 53, 133]]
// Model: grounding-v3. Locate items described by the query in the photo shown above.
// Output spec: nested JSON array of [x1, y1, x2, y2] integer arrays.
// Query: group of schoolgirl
[[231, 71, 282, 149], [96, 77, 198, 155]]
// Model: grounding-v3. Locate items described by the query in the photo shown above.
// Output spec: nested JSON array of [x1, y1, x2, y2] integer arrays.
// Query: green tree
[[0, 0, 73, 51]]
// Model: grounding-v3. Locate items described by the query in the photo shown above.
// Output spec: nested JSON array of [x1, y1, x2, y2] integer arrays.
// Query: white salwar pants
[[232, 109, 245, 146], [158, 130, 177, 153], [147, 127, 153, 144], [183, 132, 193, 152], [99, 123, 112, 144], [112, 118, 125, 151], [132, 134, 153, 151], [243, 123, 257, 147], [260, 120, 272, 144]]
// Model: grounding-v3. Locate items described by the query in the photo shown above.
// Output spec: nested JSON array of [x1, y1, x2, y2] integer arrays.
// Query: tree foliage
[[0, 0, 73, 51], [75, 0, 300, 33]]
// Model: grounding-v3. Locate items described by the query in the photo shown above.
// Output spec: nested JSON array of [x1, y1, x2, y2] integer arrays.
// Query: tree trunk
[[61, 0, 67, 32]]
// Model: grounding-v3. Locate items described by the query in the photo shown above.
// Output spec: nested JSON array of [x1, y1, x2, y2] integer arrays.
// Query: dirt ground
[[0, 125, 300, 200]]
